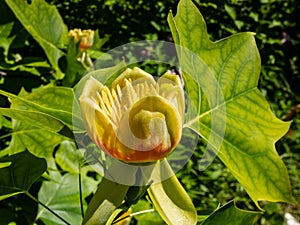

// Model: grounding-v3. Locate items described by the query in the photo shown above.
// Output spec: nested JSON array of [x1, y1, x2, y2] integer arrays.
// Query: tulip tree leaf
[[37, 160, 97, 225], [168, 0, 295, 207], [0, 150, 47, 200], [0, 87, 82, 132], [201, 201, 261, 225], [0, 87, 79, 158], [5, 0, 66, 79], [5, 119, 66, 159], [0, 108, 68, 135]]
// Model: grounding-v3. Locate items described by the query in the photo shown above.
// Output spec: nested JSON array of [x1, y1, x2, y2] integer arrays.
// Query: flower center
[[96, 78, 157, 128]]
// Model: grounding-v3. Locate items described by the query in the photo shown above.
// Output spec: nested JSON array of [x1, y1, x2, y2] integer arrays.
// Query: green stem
[[25, 191, 71, 225], [79, 164, 85, 218]]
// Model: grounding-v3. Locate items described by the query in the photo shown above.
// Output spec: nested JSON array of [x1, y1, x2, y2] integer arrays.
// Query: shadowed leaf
[[0, 150, 47, 200]]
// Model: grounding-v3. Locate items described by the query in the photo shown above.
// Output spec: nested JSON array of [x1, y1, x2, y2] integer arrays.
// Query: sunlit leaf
[[5, 119, 66, 159], [168, 0, 295, 207], [0, 108, 68, 134], [5, 0, 67, 79], [201, 201, 260, 225], [0, 87, 79, 158], [0, 86, 82, 132], [0, 150, 47, 200]]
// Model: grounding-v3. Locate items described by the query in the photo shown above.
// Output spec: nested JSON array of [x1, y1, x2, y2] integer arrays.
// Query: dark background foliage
[[0, 0, 299, 224]]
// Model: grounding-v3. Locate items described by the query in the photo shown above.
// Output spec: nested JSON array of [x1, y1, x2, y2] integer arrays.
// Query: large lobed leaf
[[168, 0, 295, 207], [5, 0, 67, 79], [36, 159, 97, 225]]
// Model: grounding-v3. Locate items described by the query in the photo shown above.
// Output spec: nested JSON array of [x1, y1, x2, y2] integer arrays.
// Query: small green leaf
[[0, 60, 50, 76], [147, 159, 197, 225], [5, 0, 67, 79], [90, 31, 110, 50], [168, 0, 295, 207], [0, 162, 11, 169], [131, 200, 165, 225], [201, 202, 261, 225], [62, 37, 86, 87], [0, 22, 15, 56], [0, 115, 11, 129], [0, 150, 47, 200]]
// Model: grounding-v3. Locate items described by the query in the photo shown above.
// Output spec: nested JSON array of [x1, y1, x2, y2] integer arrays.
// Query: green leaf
[[37, 159, 97, 225], [201, 201, 261, 225], [62, 37, 86, 87], [0, 108, 68, 135], [5, 119, 67, 159], [0, 87, 78, 158], [0, 115, 11, 129], [5, 0, 67, 79], [0, 150, 47, 200], [55, 140, 83, 174], [0, 60, 50, 76], [0, 22, 15, 56], [168, 0, 295, 207], [147, 159, 197, 225], [91, 31, 110, 50], [131, 200, 165, 225], [0, 86, 82, 131]]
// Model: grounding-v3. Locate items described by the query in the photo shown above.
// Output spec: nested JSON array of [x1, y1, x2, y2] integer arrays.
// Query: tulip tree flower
[[79, 67, 184, 163], [68, 29, 94, 68], [68, 28, 95, 51]]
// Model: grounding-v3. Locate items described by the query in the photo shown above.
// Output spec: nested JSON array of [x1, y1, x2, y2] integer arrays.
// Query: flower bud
[[79, 67, 184, 163], [68, 29, 94, 50]]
